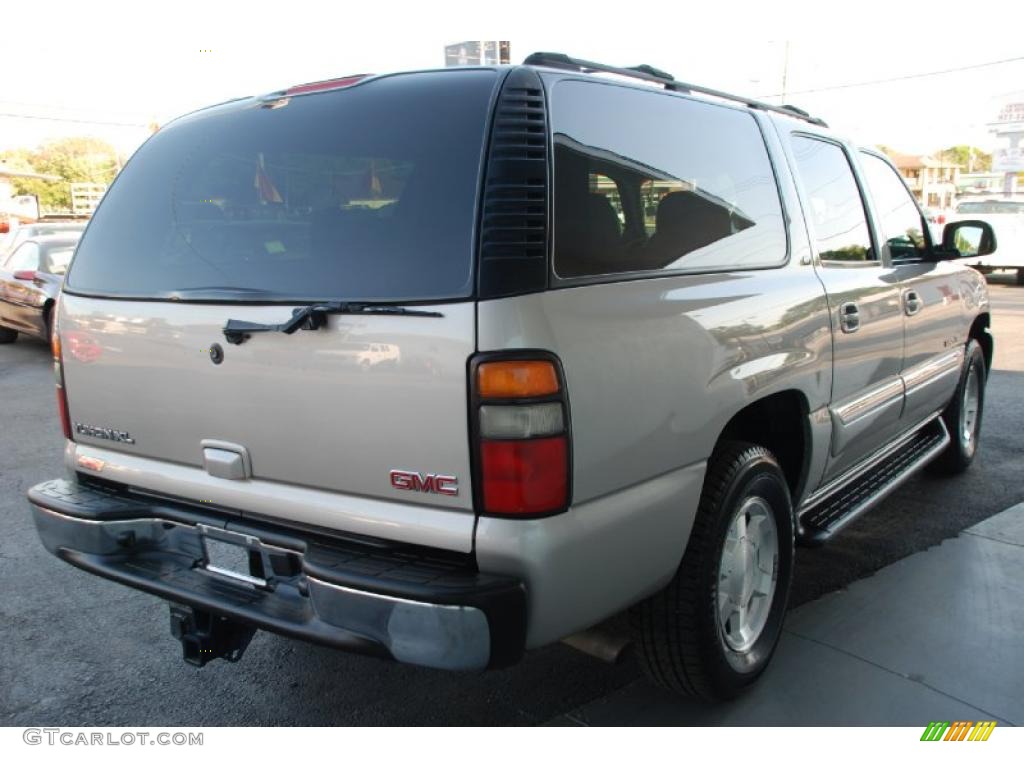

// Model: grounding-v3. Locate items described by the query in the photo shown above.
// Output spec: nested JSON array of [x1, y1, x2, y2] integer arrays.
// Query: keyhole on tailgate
[[209, 343, 224, 365]]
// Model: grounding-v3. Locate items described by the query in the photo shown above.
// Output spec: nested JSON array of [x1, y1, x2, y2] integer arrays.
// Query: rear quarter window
[[549, 79, 787, 280]]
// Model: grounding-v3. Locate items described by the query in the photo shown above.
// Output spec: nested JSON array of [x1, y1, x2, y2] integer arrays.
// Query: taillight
[[52, 306, 73, 441], [472, 355, 570, 516]]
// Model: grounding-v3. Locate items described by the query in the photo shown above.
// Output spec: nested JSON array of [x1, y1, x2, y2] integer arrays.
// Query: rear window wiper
[[223, 302, 443, 345]]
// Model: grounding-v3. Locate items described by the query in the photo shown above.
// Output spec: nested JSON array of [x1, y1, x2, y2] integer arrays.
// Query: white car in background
[[950, 198, 1024, 285]]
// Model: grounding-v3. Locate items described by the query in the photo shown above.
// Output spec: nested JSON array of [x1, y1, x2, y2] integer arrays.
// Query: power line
[[760, 55, 1024, 98], [0, 112, 148, 128]]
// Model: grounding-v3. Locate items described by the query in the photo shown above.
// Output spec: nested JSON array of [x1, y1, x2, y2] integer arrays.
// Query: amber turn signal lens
[[477, 360, 559, 399]]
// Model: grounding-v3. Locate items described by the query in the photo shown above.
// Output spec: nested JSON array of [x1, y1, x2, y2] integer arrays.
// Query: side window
[[6, 242, 40, 272], [859, 152, 927, 262], [551, 80, 787, 279], [790, 136, 874, 262]]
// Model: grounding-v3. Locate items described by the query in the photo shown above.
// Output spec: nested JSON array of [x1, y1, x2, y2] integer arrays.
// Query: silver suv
[[28, 53, 995, 701]]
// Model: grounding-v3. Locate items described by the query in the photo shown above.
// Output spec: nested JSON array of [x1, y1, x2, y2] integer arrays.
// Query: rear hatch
[[58, 70, 501, 547]]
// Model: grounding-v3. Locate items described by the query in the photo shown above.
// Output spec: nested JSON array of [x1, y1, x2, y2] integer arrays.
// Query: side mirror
[[940, 220, 996, 259]]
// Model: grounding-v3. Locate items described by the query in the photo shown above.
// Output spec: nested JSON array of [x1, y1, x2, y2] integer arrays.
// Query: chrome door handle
[[839, 302, 860, 333], [904, 291, 923, 316]]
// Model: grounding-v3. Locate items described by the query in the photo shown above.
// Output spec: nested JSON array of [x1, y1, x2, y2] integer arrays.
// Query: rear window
[[66, 71, 499, 302]]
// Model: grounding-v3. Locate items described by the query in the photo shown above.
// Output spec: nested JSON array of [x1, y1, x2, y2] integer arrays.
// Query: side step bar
[[798, 417, 950, 546]]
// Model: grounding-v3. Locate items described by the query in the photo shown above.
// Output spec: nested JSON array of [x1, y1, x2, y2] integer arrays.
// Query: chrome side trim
[[801, 411, 944, 512], [902, 348, 964, 395], [833, 376, 905, 426]]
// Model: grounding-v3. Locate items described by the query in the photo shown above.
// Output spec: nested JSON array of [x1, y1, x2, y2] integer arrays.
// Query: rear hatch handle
[[223, 302, 443, 345]]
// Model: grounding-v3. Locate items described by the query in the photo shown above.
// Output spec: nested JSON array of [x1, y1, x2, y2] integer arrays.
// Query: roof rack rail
[[522, 51, 828, 128]]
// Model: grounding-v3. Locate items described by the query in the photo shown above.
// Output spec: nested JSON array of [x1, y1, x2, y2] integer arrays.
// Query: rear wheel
[[44, 305, 54, 348], [931, 339, 986, 475], [1016, 268, 1024, 287], [632, 442, 794, 701], [0, 326, 17, 344]]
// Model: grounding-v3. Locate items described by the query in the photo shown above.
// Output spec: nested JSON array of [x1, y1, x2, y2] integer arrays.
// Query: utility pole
[[780, 41, 790, 104]]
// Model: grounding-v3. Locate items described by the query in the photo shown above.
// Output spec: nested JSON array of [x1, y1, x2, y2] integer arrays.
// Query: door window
[[859, 152, 927, 263], [791, 136, 874, 262]]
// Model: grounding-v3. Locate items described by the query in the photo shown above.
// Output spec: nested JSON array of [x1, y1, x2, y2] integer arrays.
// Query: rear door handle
[[904, 290, 923, 316], [839, 302, 860, 333]]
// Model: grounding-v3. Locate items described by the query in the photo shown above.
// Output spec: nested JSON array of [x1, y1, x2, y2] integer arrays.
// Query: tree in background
[[936, 145, 991, 173], [0, 137, 121, 211]]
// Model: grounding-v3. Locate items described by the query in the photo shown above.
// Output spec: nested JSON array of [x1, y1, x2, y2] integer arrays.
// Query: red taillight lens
[[472, 354, 570, 517], [57, 388, 72, 440], [481, 437, 568, 515], [52, 305, 73, 441]]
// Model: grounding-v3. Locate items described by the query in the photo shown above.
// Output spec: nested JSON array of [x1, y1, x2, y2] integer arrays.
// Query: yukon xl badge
[[74, 423, 135, 444], [389, 469, 458, 496]]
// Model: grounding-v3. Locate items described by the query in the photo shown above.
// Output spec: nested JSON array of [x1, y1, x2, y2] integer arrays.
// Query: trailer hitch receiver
[[169, 604, 256, 667]]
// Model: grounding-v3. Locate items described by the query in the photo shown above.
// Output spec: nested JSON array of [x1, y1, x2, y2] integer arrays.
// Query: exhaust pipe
[[561, 625, 632, 664]]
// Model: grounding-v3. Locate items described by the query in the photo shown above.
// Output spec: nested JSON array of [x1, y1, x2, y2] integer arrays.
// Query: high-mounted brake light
[[285, 74, 372, 96], [472, 354, 570, 517]]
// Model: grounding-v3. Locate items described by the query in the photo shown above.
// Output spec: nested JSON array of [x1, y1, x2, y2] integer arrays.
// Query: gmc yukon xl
[[28, 53, 995, 701]]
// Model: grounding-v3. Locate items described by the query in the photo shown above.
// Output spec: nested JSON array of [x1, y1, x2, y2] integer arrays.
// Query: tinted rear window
[[66, 71, 499, 301]]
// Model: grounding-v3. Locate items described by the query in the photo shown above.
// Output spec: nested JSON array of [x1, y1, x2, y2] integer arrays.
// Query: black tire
[[931, 339, 986, 475], [0, 326, 16, 344], [44, 305, 56, 349], [1016, 268, 1024, 287], [632, 441, 795, 701]]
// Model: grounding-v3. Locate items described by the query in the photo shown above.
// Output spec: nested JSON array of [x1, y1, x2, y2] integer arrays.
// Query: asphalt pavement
[[1, 279, 1022, 726]]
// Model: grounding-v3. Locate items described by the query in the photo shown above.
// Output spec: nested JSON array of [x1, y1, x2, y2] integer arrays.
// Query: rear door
[[57, 70, 501, 545], [858, 151, 965, 426], [787, 134, 906, 481]]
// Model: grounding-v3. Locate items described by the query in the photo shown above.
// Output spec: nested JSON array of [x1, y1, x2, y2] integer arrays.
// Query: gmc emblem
[[389, 469, 458, 497]]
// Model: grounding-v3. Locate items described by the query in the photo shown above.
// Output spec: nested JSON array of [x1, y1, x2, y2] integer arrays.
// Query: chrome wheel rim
[[717, 496, 779, 654], [960, 365, 980, 455]]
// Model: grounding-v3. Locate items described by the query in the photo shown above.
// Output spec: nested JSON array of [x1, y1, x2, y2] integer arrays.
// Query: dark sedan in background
[[0, 235, 79, 344], [0, 221, 84, 260]]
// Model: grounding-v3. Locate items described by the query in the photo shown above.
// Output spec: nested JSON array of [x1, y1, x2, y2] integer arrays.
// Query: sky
[[2, 0, 1022, 161]]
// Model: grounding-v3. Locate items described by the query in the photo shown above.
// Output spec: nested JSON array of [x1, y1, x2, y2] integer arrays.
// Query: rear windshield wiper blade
[[223, 302, 444, 345]]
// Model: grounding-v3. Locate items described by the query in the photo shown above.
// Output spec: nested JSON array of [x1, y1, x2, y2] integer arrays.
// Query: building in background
[[888, 153, 960, 209], [444, 41, 510, 67], [0, 164, 57, 226], [989, 96, 1024, 197], [70, 182, 106, 216]]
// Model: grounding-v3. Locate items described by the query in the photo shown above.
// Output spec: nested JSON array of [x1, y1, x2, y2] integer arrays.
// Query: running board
[[797, 418, 950, 546]]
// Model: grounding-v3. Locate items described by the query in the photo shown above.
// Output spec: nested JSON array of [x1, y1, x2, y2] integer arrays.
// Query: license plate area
[[199, 527, 268, 588]]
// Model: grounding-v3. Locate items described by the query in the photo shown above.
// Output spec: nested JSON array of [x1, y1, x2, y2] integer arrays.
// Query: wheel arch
[[968, 312, 992, 372], [715, 389, 811, 502]]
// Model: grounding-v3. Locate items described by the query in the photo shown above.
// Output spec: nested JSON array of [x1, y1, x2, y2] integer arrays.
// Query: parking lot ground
[[549, 502, 1024, 726], [1, 280, 1022, 725]]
